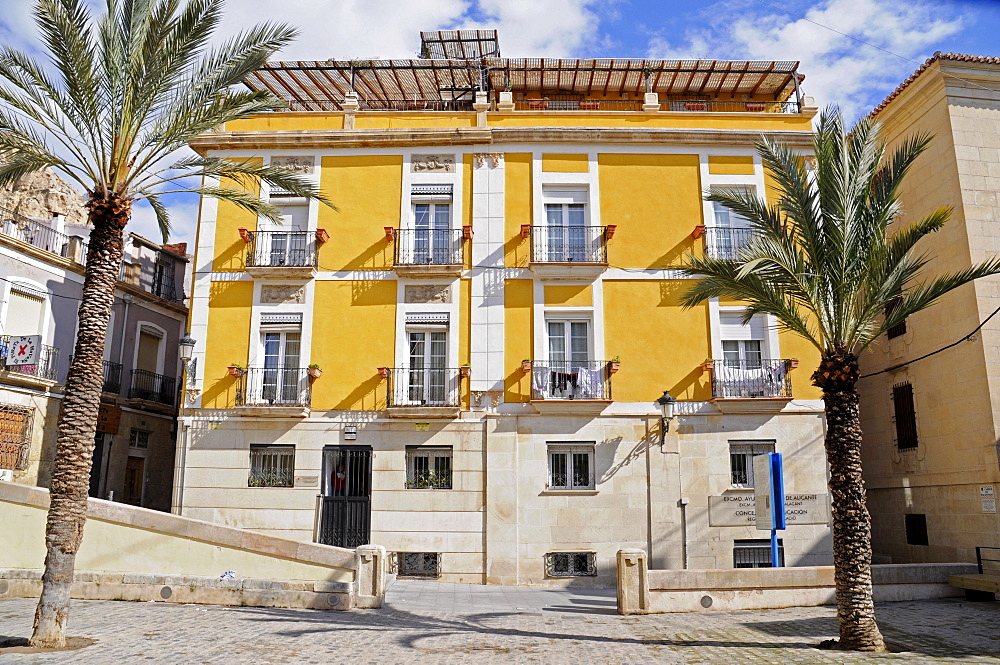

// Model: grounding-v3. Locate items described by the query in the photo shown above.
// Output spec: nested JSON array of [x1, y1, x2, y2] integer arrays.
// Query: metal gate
[[318, 446, 372, 548]]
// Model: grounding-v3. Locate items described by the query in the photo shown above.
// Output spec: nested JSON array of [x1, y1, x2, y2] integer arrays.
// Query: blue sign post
[[753, 452, 786, 567]]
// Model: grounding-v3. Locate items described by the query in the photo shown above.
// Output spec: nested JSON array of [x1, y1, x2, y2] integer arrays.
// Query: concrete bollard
[[617, 548, 649, 615], [353, 544, 387, 609]]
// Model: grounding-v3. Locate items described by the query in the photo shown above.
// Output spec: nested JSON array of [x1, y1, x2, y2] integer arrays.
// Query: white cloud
[[646, 0, 965, 120]]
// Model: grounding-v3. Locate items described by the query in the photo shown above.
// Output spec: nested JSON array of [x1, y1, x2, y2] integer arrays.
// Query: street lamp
[[179, 333, 198, 404], [657, 389, 677, 443], [178, 333, 196, 364]]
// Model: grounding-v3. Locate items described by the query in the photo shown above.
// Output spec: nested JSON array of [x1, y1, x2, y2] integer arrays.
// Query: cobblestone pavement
[[0, 582, 998, 664]]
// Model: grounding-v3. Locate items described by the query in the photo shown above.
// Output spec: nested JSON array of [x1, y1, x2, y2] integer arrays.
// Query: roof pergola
[[419, 30, 500, 59]]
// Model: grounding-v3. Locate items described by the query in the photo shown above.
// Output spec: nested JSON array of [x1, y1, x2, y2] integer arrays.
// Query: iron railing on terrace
[[358, 97, 475, 111], [664, 100, 799, 113], [530, 360, 612, 401], [236, 367, 311, 408], [530, 225, 608, 264], [272, 97, 801, 114], [394, 228, 463, 266], [0, 208, 88, 263], [386, 367, 461, 408], [710, 359, 792, 399], [128, 368, 176, 405], [0, 336, 60, 381], [514, 98, 642, 111], [703, 227, 757, 261], [68, 357, 123, 394], [119, 262, 183, 302], [244, 231, 317, 269]]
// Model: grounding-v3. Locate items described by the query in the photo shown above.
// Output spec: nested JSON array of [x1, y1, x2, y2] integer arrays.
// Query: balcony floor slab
[[529, 399, 611, 415], [386, 406, 462, 419], [709, 397, 793, 414]]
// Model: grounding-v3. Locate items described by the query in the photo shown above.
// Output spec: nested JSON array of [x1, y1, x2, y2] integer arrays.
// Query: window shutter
[[892, 382, 918, 449], [719, 312, 767, 340], [5, 288, 44, 336]]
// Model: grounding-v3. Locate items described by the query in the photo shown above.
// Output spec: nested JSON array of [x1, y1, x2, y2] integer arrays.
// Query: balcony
[[119, 261, 184, 303], [385, 366, 462, 418], [698, 226, 756, 261], [392, 228, 464, 277], [235, 367, 311, 417], [0, 336, 60, 383], [243, 230, 318, 278], [514, 97, 643, 111], [69, 357, 122, 394], [528, 225, 610, 280], [128, 369, 177, 406], [0, 209, 88, 263], [529, 360, 612, 413], [708, 359, 793, 413]]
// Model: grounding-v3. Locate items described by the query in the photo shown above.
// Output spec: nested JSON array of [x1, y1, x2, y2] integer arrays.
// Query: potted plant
[[684, 100, 707, 111], [528, 97, 549, 110], [227, 362, 245, 377], [377, 367, 390, 378], [459, 364, 472, 378], [701, 359, 715, 371], [406, 470, 452, 490], [609, 356, 621, 373], [744, 101, 766, 112], [786, 358, 800, 370], [521, 359, 532, 373], [307, 363, 323, 379], [578, 100, 600, 110]]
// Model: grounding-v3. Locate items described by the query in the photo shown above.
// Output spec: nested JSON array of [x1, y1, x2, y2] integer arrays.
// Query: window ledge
[[540, 489, 599, 496]]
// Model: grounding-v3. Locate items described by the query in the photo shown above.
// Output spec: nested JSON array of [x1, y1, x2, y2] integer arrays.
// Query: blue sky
[[1, 0, 998, 249]]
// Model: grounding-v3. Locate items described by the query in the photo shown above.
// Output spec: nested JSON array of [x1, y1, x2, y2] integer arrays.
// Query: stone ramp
[[386, 579, 618, 615]]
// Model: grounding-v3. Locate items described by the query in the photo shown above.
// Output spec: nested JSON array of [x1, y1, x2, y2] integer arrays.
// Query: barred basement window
[[545, 551, 597, 577], [398, 552, 440, 578], [0, 403, 33, 471], [892, 382, 918, 450], [905, 513, 929, 546], [405, 446, 452, 489], [729, 441, 775, 488], [249, 444, 294, 487], [547, 443, 595, 490], [734, 539, 785, 568], [129, 428, 150, 449]]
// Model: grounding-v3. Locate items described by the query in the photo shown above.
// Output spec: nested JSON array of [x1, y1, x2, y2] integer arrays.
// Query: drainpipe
[[679, 497, 689, 569], [171, 421, 188, 515]]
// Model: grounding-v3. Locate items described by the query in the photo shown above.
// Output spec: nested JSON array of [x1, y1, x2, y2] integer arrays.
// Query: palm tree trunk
[[813, 351, 886, 652], [29, 193, 129, 648]]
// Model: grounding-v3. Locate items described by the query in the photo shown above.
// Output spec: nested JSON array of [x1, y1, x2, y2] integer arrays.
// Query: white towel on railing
[[575, 367, 603, 398], [532, 365, 550, 396]]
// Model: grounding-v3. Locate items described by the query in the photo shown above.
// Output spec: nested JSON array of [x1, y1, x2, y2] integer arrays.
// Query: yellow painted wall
[[708, 155, 755, 175], [489, 113, 814, 132], [598, 154, 702, 269], [543, 284, 593, 307], [778, 330, 822, 400], [504, 279, 533, 402], [225, 114, 345, 132], [310, 280, 396, 411], [202, 281, 254, 409], [541, 154, 589, 172], [504, 153, 533, 268], [212, 161, 261, 272], [460, 278, 471, 408], [318, 156, 401, 271], [354, 113, 478, 129], [604, 280, 712, 402]]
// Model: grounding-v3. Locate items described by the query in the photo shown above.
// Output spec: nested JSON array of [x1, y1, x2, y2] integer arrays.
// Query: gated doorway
[[318, 446, 372, 548]]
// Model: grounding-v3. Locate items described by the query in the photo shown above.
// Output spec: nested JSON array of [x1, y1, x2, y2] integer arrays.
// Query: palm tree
[[0, 0, 331, 647], [681, 107, 1000, 652]]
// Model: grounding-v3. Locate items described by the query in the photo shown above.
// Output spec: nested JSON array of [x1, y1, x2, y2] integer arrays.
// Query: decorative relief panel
[[474, 153, 503, 168], [404, 284, 452, 303], [270, 156, 314, 174], [260, 285, 306, 304], [411, 155, 456, 173]]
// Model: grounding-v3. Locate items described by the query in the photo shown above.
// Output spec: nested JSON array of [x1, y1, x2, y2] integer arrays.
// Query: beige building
[[859, 53, 1000, 564]]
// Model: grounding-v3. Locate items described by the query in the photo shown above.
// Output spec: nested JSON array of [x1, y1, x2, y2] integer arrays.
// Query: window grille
[[398, 552, 440, 578], [886, 292, 907, 339], [905, 513, 929, 546], [892, 382, 918, 450], [547, 444, 595, 490], [734, 539, 785, 568], [249, 444, 295, 487], [0, 403, 32, 471], [129, 428, 150, 449], [729, 441, 775, 488], [545, 551, 596, 577], [405, 447, 453, 489]]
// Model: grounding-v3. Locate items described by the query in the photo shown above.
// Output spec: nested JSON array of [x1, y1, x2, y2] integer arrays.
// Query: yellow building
[[859, 53, 1000, 564], [176, 31, 829, 585]]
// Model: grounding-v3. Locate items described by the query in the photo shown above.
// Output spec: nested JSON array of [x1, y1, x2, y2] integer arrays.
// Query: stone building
[[859, 53, 1000, 564], [0, 183, 189, 511], [175, 31, 833, 585]]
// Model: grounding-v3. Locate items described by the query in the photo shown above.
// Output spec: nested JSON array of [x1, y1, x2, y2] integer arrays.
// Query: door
[[407, 330, 447, 404], [261, 330, 302, 403], [318, 446, 372, 548], [412, 202, 450, 263], [260, 204, 307, 266], [545, 203, 587, 261], [711, 199, 752, 259], [123, 456, 144, 506], [546, 320, 590, 398]]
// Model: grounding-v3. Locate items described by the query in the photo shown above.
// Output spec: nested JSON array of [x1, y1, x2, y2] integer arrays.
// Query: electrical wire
[[0, 273, 186, 315]]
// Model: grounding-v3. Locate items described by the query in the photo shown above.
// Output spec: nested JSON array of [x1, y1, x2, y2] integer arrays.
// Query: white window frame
[[547, 443, 595, 491], [132, 321, 166, 376], [248, 444, 295, 488], [405, 446, 453, 489], [1, 279, 51, 342]]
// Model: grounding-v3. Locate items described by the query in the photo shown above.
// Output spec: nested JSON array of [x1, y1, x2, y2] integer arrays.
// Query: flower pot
[[786, 359, 800, 370], [609, 361, 621, 374], [578, 101, 600, 110], [459, 366, 471, 379], [744, 102, 766, 112], [528, 100, 549, 109], [227, 366, 245, 377], [701, 360, 715, 372], [684, 102, 706, 111], [521, 360, 532, 373], [307, 367, 323, 379], [377, 367, 390, 378]]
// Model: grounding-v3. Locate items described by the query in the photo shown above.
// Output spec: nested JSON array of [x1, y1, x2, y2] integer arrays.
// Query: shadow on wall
[[337, 237, 392, 272], [649, 235, 696, 270], [504, 368, 531, 403], [214, 239, 247, 272], [598, 434, 657, 484], [200, 374, 238, 411], [333, 374, 387, 411], [504, 234, 529, 268], [352, 277, 390, 305], [670, 364, 710, 402]]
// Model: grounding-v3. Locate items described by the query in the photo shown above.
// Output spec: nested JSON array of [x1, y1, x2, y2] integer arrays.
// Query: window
[[892, 382, 918, 450], [398, 552, 440, 578], [734, 539, 785, 568], [541, 187, 596, 263], [545, 551, 596, 577], [249, 444, 294, 487], [129, 428, 150, 449], [260, 325, 302, 403], [904, 513, 928, 546], [547, 444, 595, 490], [405, 447, 453, 489], [5, 285, 45, 336], [406, 330, 448, 404], [886, 292, 907, 339], [0, 403, 32, 471], [729, 441, 775, 488], [411, 202, 452, 264], [152, 258, 175, 300], [709, 190, 754, 260]]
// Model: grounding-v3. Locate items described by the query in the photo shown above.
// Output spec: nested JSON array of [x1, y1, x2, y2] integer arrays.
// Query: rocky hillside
[[0, 169, 87, 225]]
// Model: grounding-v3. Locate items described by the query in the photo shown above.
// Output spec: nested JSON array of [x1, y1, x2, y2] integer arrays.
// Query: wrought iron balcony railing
[[0, 208, 88, 263], [530, 360, 612, 401], [128, 368, 177, 405], [385, 367, 461, 408], [236, 367, 311, 408], [394, 229, 463, 266], [0, 336, 60, 381], [358, 97, 475, 111], [703, 227, 757, 261], [664, 100, 800, 113], [710, 359, 793, 399], [529, 226, 608, 264], [514, 98, 642, 111], [69, 357, 123, 393], [245, 231, 317, 269]]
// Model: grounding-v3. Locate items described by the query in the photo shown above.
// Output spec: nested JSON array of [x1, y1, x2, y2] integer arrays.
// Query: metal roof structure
[[419, 30, 500, 59]]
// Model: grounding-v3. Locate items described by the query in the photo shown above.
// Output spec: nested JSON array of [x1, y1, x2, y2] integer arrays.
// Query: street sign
[[5, 336, 40, 366], [753, 452, 786, 567]]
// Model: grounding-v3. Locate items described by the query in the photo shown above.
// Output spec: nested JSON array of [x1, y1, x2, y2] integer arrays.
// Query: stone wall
[[0, 169, 86, 224]]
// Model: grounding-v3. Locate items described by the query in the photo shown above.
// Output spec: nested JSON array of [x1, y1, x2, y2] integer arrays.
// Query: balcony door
[[261, 330, 301, 403], [722, 339, 762, 368], [407, 330, 447, 404], [261, 204, 307, 266], [545, 320, 596, 399], [711, 196, 752, 259], [544, 203, 587, 262], [412, 202, 451, 264]]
